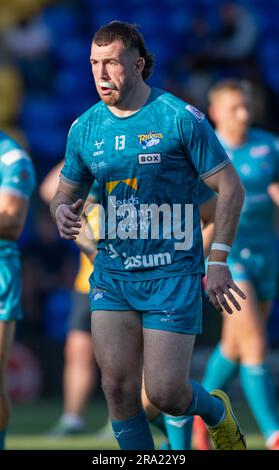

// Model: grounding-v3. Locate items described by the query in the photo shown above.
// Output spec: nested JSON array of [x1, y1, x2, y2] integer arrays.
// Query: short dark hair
[[208, 79, 251, 103], [92, 21, 154, 80]]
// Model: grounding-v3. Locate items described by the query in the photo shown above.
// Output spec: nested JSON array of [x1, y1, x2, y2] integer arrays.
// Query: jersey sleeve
[[61, 120, 94, 185], [0, 148, 36, 199], [180, 111, 231, 179], [198, 179, 216, 205]]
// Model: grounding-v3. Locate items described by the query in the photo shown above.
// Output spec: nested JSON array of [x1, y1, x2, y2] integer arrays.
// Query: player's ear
[[134, 57, 145, 76]]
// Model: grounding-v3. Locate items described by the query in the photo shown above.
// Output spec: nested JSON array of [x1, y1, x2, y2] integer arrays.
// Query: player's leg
[[142, 376, 177, 449], [231, 283, 279, 448], [201, 260, 243, 394], [142, 356, 193, 450], [192, 262, 243, 450], [91, 309, 154, 450], [142, 376, 166, 433], [63, 291, 96, 431], [143, 329, 245, 450], [193, 319, 240, 450], [202, 331, 239, 391], [62, 330, 95, 428], [143, 330, 221, 419], [48, 292, 96, 436], [0, 320, 16, 450], [142, 274, 246, 450]]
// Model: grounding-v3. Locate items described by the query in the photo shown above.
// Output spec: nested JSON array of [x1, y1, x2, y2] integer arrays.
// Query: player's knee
[[146, 384, 189, 416], [102, 374, 139, 406], [65, 332, 93, 362], [239, 334, 267, 362], [143, 400, 159, 421]]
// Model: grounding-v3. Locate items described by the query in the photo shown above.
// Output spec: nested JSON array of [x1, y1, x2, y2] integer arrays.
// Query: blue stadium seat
[[53, 67, 92, 99], [42, 6, 81, 39], [53, 38, 90, 67]]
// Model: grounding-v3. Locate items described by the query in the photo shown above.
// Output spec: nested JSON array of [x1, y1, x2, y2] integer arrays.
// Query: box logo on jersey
[[138, 131, 163, 149], [138, 153, 161, 165]]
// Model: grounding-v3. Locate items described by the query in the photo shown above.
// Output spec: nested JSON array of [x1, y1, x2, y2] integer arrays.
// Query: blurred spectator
[[208, 2, 257, 62], [166, 1, 259, 109]]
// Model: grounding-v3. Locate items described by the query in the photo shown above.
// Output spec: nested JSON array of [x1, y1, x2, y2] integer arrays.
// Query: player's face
[[90, 40, 140, 106], [211, 90, 251, 135]]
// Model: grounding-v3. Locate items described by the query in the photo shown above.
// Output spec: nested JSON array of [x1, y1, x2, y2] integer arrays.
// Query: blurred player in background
[[50, 21, 247, 450], [40, 161, 99, 436], [0, 131, 35, 450], [193, 80, 279, 451]]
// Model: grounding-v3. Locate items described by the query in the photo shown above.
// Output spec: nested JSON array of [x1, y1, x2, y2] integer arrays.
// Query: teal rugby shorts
[[90, 270, 203, 335], [228, 248, 278, 301], [0, 257, 22, 321]]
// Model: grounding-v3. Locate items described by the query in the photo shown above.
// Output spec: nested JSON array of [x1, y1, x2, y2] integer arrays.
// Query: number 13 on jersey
[[115, 135, 126, 150]]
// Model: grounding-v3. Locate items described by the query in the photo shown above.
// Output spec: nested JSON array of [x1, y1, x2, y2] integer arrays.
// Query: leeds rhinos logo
[[138, 131, 163, 149]]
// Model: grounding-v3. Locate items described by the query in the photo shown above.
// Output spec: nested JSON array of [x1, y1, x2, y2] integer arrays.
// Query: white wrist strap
[[211, 242, 231, 253], [208, 261, 228, 267]]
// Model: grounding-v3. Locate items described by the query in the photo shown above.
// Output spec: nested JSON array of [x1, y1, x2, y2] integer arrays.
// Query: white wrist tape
[[208, 261, 228, 267], [211, 242, 231, 253], [55, 204, 67, 220]]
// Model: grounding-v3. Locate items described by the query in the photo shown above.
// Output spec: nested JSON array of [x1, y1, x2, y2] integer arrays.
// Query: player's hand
[[206, 264, 246, 314], [55, 199, 83, 240]]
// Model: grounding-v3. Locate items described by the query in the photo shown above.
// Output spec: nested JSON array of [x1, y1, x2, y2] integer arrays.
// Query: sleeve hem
[[201, 159, 231, 179], [60, 174, 90, 185]]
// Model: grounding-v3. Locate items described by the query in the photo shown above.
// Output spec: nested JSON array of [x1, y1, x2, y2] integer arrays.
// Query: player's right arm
[[50, 119, 94, 240], [50, 179, 90, 240]]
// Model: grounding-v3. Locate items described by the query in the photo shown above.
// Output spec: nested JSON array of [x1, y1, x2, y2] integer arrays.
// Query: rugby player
[[0, 131, 35, 449], [40, 161, 99, 436], [193, 80, 279, 451], [50, 22, 247, 450]]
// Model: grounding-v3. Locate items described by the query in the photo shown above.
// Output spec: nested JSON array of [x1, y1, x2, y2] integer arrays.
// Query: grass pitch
[[7, 398, 265, 450]]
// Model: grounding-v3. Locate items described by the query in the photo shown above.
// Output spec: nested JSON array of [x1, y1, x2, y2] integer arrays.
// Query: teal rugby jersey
[[0, 131, 36, 257], [61, 88, 230, 280], [217, 129, 279, 251]]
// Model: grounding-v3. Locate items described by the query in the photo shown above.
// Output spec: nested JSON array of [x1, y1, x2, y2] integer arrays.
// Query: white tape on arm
[[208, 261, 228, 267], [211, 242, 231, 253]]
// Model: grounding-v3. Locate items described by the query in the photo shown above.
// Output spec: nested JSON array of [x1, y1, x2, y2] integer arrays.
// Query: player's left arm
[[203, 163, 246, 313], [183, 114, 245, 313], [200, 195, 217, 258]]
